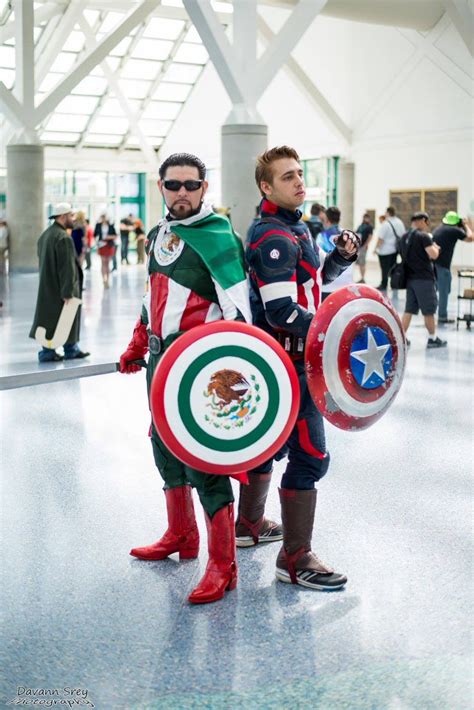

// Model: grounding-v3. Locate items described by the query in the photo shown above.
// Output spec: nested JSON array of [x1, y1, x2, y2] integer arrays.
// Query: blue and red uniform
[[246, 199, 355, 489]]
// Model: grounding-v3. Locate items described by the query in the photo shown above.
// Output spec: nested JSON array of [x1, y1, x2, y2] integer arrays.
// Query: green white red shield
[[150, 321, 300, 475]]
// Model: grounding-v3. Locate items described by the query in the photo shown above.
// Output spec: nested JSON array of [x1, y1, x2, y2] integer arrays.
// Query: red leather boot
[[130, 485, 199, 560], [188, 504, 237, 604]]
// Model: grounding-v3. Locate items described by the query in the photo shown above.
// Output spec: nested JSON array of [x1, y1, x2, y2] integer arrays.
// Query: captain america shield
[[305, 285, 407, 430], [150, 321, 300, 475]]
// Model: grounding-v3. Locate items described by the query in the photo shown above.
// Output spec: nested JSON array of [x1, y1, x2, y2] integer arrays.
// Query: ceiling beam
[[13, 0, 35, 119], [34, 0, 161, 125], [0, 2, 62, 44], [443, 0, 474, 56], [258, 15, 351, 143]]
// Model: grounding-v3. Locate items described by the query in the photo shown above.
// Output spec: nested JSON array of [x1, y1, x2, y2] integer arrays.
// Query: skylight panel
[[98, 12, 126, 35], [56, 95, 100, 115], [89, 116, 129, 135], [121, 59, 163, 81], [0, 68, 14, 89], [162, 0, 184, 7], [44, 114, 90, 133], [143, 17, 185, 40], [162, 62, 201, 84], [118, 78, 152, 99], [110, 36, 133, 57], [152, 82, 192, 102], [211, 0, 233, 12], [63, 31, 85, 53], [131, 38, 173, 61], [101, 98, 141, 116], [142, 101, 181, 120], [139, 119, 172, 137], [183, 26, 202, 44], [41, 132, 81, 144], [72, 76, 107, 96], [83, 10, 100, 26], [49, 52, 78, 74], [173, 43, 208, 64], [38, 73, 64, 93], [90, 57, 121, 75], [0, 45, 15, 67], [84, 134, 124, 146]]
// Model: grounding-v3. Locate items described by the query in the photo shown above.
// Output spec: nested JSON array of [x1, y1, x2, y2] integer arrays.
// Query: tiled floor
[[1, 260, 472, 709]]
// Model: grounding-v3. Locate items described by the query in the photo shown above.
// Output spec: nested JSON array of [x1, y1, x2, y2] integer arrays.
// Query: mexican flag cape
[[167, 206, 251, 324]]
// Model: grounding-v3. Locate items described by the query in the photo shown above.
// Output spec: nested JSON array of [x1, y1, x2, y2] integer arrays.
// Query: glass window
[[84, 134, 123, 146], [38, 73, 64, 93], [63, 31, 85, 53], [304, 159, 323, 188], [41, 132, 81, 144], [152, 82, 192, 102], [72, 76, 107, 95], [49, 52, 78, 74], [139, 119, 172, 137], [44, 114, 89, 132], [142, 101, 181, 120], [82, 10, 100, 25], [109, 36, 133, 57], [118, 78, 152, 99], [121, 58, 163, 81], [118, 174, 139, 198], [143, 18, 185, 40], [101, 98, 142, 116], [162, 62, 201, 84], [173, 43, 208, 64], [90, 57, 121, 75], [75, 171, 109, 195], [183, 27, 202, 43], [89, 116, 129, 135], [131, 38, 173, 61], [98, 12, 126, 34], [45, 170, 65, 199], [0, 68, 14, 89], [56, 95, 99, 115], [0, 46, 15, 68]]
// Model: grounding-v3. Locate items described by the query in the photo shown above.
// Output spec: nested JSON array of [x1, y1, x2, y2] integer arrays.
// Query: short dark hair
[[159, 153, 206, 180], [411, 211, 430, 222], [311, 203, 325, 216], [326, 206, 340, 224], [386, 206, 396, 217], [255, 145, 300, 196]]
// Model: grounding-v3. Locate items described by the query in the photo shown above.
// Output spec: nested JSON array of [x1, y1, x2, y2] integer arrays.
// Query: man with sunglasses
[[119, 153, 253, 604]]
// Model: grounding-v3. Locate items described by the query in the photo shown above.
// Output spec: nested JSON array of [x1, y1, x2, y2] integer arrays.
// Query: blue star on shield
[[350, 326, 393, 389]]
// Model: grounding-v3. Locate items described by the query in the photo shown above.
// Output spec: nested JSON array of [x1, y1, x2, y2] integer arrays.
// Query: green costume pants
[[146, 352, 234, 517]]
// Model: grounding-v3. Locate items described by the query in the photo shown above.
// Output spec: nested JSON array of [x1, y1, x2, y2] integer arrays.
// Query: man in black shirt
[[355, 212, 374, 283], [432, 211, 473, 323], [401, 212, 446, 348]]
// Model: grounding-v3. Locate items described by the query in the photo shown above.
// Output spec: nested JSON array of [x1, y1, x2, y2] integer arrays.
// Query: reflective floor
[[1, 261, 472, 709]]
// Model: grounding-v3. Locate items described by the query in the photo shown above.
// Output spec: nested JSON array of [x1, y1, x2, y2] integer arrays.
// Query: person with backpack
[[401, 212, 446, 349], [374, 206, 405, 291]]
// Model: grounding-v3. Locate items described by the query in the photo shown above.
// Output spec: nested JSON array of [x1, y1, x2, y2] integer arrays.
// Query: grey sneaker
[[427, 337, 447, 349]]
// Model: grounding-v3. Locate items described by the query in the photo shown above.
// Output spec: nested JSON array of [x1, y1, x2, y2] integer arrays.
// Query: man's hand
[[119, 348, 144, 374], [335, 230, 361, 259]]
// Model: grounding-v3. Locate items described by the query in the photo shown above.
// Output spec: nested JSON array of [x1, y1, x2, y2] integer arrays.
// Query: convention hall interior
[[1, 0, 473, 708]]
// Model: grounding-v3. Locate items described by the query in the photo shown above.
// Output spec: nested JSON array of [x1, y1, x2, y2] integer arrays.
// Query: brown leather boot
[[275, 488, 347, 590], [188, 504, 237, 604], [235, 471, 283, 547], [130, 485, 199, 560]]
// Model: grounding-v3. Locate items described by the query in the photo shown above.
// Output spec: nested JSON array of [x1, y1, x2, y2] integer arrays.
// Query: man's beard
[[168, 199, 203, 220]]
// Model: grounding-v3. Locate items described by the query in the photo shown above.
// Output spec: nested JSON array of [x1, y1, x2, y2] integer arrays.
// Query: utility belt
[[275, 331, 306, 356], [148, 332, 164, 356]]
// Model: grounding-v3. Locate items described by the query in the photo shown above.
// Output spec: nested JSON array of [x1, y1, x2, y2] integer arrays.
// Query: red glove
[[119, 318, 149, 374]]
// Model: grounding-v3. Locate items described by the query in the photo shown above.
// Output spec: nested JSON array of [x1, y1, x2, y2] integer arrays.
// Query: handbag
[[389, 230, 414, 290]]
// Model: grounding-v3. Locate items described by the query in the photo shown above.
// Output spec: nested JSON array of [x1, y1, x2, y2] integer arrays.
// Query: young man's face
[[260, 158, 306, 211], [158, 165, 208, 219]]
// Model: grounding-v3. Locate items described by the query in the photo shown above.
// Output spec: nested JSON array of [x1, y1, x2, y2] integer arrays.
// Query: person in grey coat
[[29, 202, 90, 362]]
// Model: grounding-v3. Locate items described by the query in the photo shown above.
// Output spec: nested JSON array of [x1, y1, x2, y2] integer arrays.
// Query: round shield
[[150, 321, 300, 474], [305, 285, 406, 430]]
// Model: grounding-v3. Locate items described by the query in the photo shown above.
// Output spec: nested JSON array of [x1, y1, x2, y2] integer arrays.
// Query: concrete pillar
[[338, 160, 355, 230], [221, 122, 267, 239], [7, 144, 44, 272], [146, 174, 161, 229]]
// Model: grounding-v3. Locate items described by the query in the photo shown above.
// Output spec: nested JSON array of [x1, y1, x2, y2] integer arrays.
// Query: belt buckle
[[149, 334, 162, 355]]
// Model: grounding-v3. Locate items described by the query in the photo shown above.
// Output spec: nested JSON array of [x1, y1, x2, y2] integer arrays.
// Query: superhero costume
[[240, 198, 357, 589], [120, 205, 251, 603]]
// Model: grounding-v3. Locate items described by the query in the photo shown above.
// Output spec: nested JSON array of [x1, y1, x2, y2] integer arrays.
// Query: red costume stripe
[[249, 229, 298, 250], [296, 419, 326, 459], [149, 272, 169, 337], [179, 292, 214, 331]]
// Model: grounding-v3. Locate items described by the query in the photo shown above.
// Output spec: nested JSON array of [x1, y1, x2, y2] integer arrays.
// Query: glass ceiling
[[0, 1, 232, 154]]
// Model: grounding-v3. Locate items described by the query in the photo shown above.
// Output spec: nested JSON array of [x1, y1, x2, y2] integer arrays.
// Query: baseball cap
[[50, 202, 73, 218], [442, 211, 461, 225]]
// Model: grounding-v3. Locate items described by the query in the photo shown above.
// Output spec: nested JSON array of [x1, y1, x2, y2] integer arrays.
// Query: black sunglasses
[[163, 179, 203, 192]]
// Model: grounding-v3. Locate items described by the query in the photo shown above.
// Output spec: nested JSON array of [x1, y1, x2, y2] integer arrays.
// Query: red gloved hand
[[119, 318, 148, 374]]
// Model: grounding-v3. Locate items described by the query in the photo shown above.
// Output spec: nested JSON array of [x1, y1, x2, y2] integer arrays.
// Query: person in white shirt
[[375, 206, 405, 291]]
